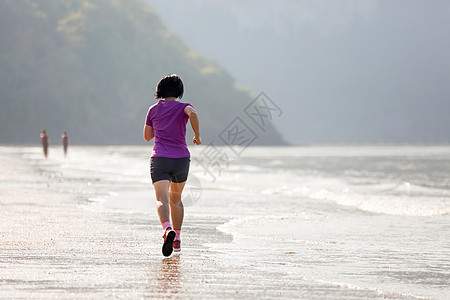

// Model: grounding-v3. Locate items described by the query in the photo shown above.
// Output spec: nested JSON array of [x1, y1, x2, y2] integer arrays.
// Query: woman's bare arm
[[143, 125, 154, 142], [184, 106, 201, 145]]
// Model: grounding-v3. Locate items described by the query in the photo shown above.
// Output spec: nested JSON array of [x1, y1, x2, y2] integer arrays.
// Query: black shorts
[[150, 157, 190, 184]]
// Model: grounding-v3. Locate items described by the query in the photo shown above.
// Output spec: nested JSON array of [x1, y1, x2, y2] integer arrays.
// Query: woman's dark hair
[[155, 74, 184, 99]]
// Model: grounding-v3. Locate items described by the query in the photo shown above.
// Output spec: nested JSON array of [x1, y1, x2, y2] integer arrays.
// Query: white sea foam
[[252, 174, 450, 216], [308, 184, 450, 216]]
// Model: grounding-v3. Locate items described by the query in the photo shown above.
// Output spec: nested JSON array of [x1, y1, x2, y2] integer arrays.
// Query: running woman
[[143, 74, 201, 257]]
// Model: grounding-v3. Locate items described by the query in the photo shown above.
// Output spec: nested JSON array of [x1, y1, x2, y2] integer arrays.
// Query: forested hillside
[[0, 0, 284, 145]]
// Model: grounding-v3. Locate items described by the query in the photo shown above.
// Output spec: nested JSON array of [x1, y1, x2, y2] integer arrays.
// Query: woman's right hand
[[193, 136, 202, 145]]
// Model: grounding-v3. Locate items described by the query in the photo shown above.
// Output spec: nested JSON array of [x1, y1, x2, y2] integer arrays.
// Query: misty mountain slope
[[147, 0, 450, 143], [0, 0, 285, 145]]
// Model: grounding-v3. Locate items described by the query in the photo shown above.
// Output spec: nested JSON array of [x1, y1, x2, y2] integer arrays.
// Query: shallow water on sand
[[208, 146, 450, 300], [3, 145, 449, 299]]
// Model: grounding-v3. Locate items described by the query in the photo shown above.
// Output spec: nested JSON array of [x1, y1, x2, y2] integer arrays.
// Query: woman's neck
[[163, 97, 177, 101]]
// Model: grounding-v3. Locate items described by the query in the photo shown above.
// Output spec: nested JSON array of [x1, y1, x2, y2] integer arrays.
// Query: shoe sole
[[162, 230, 176, 257]]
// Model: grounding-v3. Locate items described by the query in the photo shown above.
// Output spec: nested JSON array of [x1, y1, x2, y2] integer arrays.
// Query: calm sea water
[[5, 145, 450, 299]]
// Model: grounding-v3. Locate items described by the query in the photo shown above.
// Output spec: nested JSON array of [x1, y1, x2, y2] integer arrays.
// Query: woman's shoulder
[[149, 100, 192, 112], [148, 100, 163, 111], [179, 101, 193, 108]]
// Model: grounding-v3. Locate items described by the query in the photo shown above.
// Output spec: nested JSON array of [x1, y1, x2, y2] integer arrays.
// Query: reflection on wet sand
[[152, 255, 181, 297]]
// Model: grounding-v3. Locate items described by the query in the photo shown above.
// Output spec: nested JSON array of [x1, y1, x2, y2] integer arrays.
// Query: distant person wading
[[40, 130, 49, 158], [143, 74, 201, 257], [61, 132, 69, 157]]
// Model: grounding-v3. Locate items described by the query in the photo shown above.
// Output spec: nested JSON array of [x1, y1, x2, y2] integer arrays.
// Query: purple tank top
[[145, 100, 193, 158]]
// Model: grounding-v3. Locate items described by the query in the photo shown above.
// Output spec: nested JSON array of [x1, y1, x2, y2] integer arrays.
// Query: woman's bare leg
[[153, 180, 171, 225], [169, 181, 186, 230]]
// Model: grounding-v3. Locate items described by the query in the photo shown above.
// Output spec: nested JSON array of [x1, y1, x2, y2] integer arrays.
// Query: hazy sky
[[146, 0, 450, 143]]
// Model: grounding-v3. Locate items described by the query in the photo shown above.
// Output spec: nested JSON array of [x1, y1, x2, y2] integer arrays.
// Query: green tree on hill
[[0, 0, 284, 145]]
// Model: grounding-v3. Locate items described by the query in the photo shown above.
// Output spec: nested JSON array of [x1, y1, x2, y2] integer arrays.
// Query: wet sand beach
[[0, 149, 228, 299], [1, 146, 448, 299], [0, 155, 317, 299], [0, 148, 290, 299]]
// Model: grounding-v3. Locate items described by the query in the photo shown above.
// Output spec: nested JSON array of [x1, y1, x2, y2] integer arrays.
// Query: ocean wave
[[309, 188, 450, 216], [256, 176, 450, 217], [217, 213, 337, 246]]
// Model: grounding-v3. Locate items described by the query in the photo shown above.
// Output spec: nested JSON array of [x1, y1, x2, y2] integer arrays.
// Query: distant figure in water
[[61, 132, 69, 157], [40, 129, 49, 158], [143, 74, 201, 256]]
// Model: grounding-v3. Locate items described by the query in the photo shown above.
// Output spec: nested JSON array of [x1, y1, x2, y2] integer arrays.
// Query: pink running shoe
[[173, 240, 181, 252], [162, 228, 176, 257]]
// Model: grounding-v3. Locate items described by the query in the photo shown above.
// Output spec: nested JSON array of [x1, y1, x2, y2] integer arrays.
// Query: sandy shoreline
[[0, 153, 151, 298], [0, 150, 236, 299]]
